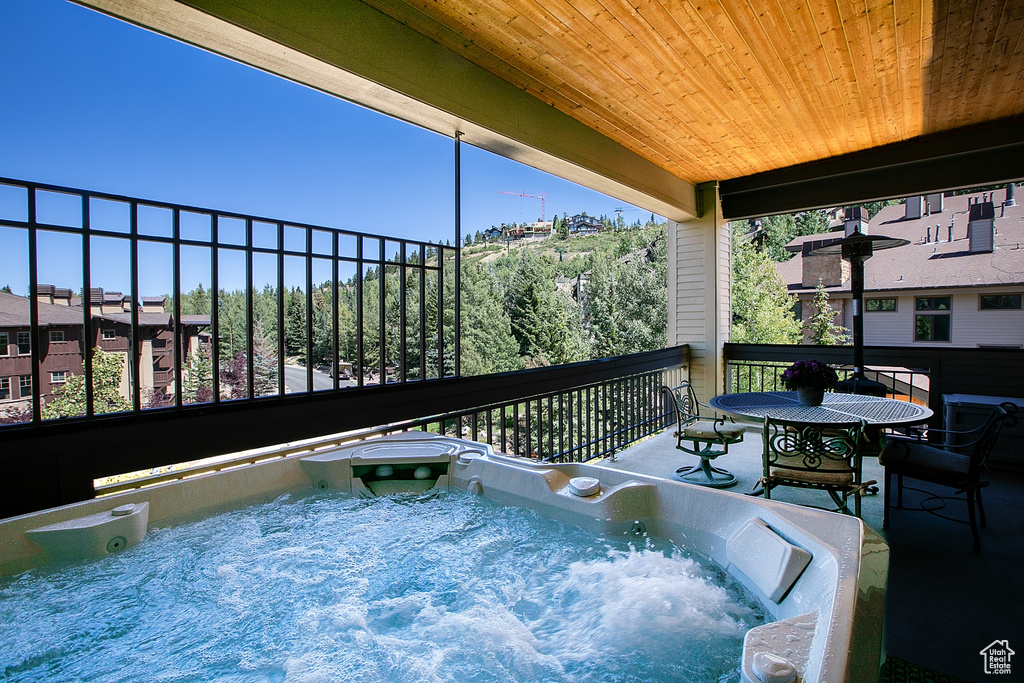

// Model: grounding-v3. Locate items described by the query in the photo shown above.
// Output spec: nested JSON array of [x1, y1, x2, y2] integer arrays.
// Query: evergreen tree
[[555, 215, 569, 240], [795, 209, 830, 237], [756, 213, 798, 262], [585, 225, 667, 357], [807, 280, 849, 345], [730, 224, 802, 344], [180, 284, 210, 316], [182, 345, 213, 404], [459, 262, 522, 375], [284, 287, 306, 359]]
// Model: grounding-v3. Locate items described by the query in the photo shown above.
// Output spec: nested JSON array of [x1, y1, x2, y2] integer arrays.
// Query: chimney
[[35, 284, 55, 305], [948, 225, 953, 242], [801, 238, 849, 288], [968, 201, 995, 253], [926, 226, 931, 242], [925, 193, 944, 214], [905, 196, 923, 220], [1007, 183, 1017, 207], [844, 206, 868, 236]]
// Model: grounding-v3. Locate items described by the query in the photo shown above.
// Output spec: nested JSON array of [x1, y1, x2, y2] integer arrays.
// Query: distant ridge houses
[[482, 213, 605, 242], [0, 286, 210, 416]]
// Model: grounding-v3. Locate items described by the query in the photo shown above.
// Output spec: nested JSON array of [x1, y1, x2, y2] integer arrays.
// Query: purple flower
[[780, 359, 838, 391]]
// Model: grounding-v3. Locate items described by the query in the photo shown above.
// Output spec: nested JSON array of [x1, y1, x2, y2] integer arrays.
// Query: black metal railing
[[408, 364, 684, 462], [97, 354, 688, 495], [723, 343, 1024, 426], [728, 359, 930, 405], [3, 345, 688, 517], [0, 176, 460, 427]]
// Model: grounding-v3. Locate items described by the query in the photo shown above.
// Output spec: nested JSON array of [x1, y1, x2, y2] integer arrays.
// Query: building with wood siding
[[0, 289, 209, 416], [777, 185, 1024, 349]]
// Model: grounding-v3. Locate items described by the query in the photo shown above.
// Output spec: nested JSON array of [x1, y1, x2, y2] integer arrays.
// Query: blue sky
[[0, 0, 652, 296]]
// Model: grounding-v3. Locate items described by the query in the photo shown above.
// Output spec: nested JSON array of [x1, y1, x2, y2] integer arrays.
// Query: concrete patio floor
[[599, 426, 1024, 683]]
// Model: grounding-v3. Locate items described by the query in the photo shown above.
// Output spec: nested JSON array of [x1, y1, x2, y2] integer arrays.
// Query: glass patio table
[[709, 391, 933, 426]]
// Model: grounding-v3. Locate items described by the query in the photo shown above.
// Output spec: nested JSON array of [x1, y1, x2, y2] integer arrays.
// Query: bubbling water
[[0, 490, 765, 682]]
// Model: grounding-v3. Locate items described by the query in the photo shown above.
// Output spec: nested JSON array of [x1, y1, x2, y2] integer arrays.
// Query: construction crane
[[499, 191, 547, 222]]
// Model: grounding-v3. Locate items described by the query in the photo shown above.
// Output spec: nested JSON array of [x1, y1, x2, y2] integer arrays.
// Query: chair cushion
[[879, 439, 970, 480], [769, 453, 854, 485], [682, 420, 745, 440]]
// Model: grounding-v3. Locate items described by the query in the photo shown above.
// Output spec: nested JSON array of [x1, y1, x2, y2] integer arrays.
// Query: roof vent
[[905, 196, 923, 220], [1006, 183, 1017, 207], [968, 202, 995, 253]]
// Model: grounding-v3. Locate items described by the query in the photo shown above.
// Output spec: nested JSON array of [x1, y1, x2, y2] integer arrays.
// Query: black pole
[[849, 253, 866, 380], [838, 241, 886, 396]]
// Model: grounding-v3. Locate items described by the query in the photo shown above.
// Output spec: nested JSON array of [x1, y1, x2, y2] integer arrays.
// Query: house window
[[50, 371, 68, 383], [102, 329, 117, 340], [0, 332, 7, 355], [792, 300, 803, 321], [49, 330, 65, 343], [17, 331, 30, 354], [866, 298, 897, 312], [915, 297, 951, 342], [0, 378, 9, 400], [19, 375, 31, 397], [980, 294, 1022, 310]]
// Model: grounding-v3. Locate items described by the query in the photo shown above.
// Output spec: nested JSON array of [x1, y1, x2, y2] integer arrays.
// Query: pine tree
[[807, 280, 849, 345], [182, 345, 213, 404], [284, 287, 306, 359]]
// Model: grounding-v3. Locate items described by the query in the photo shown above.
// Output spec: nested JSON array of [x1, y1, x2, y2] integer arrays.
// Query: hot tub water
[[0, 489, 765, 682]]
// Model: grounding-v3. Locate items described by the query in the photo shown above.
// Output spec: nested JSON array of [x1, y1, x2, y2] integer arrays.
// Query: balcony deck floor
[[603, 427, 1024, 683]]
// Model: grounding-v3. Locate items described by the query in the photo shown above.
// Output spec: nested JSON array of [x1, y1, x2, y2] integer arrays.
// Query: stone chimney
[[844, 206, 868, 236], [925, 193, 943, 214], [968, 202, 995, 253], [905, 196, 923, 220], [801, 238, 849, 288]]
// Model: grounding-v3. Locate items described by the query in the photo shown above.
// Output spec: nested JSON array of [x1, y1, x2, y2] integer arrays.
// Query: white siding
[[862, 289, 1024, 348], [669, 183, 730, 400]]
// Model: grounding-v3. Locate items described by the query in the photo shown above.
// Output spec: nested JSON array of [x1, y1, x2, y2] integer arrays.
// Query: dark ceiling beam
[[720, 116, 1024, 220]]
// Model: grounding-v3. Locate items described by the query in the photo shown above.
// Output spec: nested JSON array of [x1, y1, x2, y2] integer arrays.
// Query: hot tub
[[0, 432, 886, 682]]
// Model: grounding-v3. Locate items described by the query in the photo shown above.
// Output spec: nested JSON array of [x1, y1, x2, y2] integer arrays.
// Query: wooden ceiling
[[360, 0, 1024, 187]]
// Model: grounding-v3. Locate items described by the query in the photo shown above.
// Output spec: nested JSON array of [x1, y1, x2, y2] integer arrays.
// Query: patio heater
[[810, 208, 910, 396]]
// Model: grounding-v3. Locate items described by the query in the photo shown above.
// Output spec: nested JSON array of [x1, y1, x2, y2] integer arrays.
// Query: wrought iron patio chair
[[879, 402, 1017, 552], [662, 383, 744, 488], [760, 417, 872, 517]]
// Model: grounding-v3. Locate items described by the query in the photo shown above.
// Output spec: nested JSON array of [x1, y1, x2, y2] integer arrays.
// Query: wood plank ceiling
[[360, 0, 1024, 187]]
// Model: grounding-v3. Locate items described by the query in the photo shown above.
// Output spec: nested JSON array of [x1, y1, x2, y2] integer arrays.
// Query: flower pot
[[796, 387, 824, 406]]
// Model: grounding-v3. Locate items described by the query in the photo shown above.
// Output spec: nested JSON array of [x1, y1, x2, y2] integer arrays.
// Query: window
[[0, 332, 7, 355], [19, 375, 31, 397], [915, 297, 951, 342], [50, 371, 68, 383], [0, 378, 8, 400], [49, 330, 65, 343], [980, 294, 1022, 310], [102, 329, 117, 340], [792, 300, 803, 321], [17, 331, 30, 354], [866, 298, 897, 312]]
